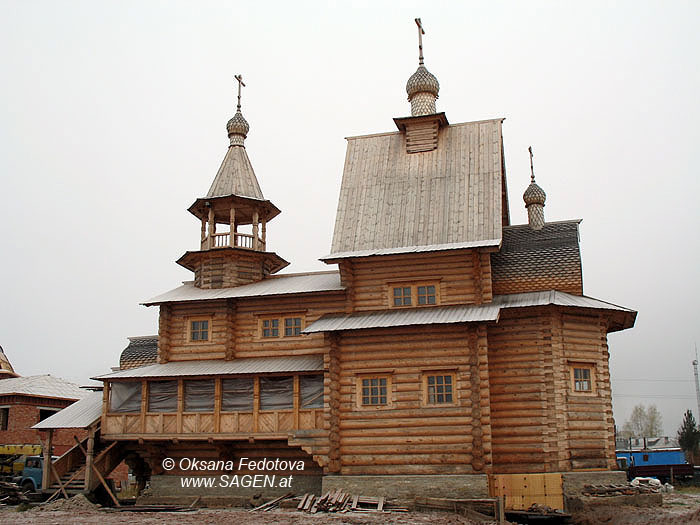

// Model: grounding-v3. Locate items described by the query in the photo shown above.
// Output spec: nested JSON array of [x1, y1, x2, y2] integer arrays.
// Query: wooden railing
[[201, 232, 264, 251], [103, 408, 323, 437]]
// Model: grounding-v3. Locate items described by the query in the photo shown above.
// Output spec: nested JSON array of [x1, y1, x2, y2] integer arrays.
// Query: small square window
[[284, 317, 301, 337], [573, 367, 592, 392], [361, 377, 388, 406], [425, 374, 454, 404], [417, 285, 436, 305], [190, 319, 209, 342], [262, 319, 279, 338], [393, 287, 412, 306]]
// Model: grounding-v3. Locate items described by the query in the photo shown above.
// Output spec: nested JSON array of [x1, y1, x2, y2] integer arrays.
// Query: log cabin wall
[[193, 249, 268, 289], [339, 250, 493, 312], [158, 291, 346, 362], [488, 307, 615, 474], [336, 323, 491, 475]]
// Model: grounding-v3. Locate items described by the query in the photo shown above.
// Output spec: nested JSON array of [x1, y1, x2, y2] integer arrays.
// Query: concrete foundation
[[321, 474, 489, 503], [562, 470, 628, 495]]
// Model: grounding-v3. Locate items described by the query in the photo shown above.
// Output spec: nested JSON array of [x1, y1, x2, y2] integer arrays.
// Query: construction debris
[[249, 492, 293, 512], [36, 493, 96, 512], [582, 483, 661, 496], [296, 489, 407, 514], [0, 480, 30, 506]]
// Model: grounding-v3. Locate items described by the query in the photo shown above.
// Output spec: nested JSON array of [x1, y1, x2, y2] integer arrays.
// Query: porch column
[[261, 218, 267, 250], [252, 211, 259, 250], [207, 206, 215, 249], [200, 216, 206, 249], [42, 429, 53, 491], [229, 204, 236, 247], [84, 426, 96, 492]]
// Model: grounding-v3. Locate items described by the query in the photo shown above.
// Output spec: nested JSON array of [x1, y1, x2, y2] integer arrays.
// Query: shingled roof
[[328, 119, 507, 257], [120, 335, 159, 370], [0, 375, 89, 400], [491, 220, 583, 295]]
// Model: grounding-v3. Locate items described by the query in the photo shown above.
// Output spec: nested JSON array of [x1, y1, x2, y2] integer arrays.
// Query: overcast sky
[[1, 1, 699, 436]]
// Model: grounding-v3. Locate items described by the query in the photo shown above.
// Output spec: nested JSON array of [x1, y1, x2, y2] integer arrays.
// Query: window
[[424, 373, 454, 404], [284, 317, 302, 337], [0, 407, 8, 430], [260, 316, 304, 338], [262, 319, 279, 338], [571, 364, 594, 393], [393, 286, 412, 306], [148, 380, 178, 412], [184, 379, 215, 412], [221, 377, 254, 412], [189, 318, 210, 342], [389, 283, 439, 307], [360, 376, 389, 406], [39, 408, 60, 422], [417, 285, 436, 305], [109, 382, 142, 413]]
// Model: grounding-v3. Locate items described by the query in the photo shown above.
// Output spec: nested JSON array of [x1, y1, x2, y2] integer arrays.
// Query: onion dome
[[523, 180, 546, 206], [226, 110, 249, 146], [406, 65, 440, 99]]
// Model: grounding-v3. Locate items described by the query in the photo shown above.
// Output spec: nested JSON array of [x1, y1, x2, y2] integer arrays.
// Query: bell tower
[[177, 75, 288, 289]]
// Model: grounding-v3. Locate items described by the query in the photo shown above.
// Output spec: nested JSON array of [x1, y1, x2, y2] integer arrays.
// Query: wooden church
[[92, 20, 635, 505]]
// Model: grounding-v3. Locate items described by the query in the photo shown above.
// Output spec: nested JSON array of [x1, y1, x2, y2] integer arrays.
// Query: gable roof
[[143, 271, 343, 306], [0, 375, 89, 401], [328, 119, 506, 257]]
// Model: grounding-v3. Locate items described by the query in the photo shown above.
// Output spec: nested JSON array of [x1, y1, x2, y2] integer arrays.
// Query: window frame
[[387, 281, 440, 308], [187, 316, 212, 344], [569, 363, 596, 395], [258, 314, 305, 339], [422, 371, 457, 406], [355, 373, 393, 409]]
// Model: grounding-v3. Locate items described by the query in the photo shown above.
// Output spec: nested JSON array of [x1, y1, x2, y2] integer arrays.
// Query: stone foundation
[[322, 474, 489, 503]]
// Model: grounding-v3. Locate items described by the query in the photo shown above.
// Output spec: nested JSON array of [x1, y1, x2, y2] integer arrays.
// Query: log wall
[[336, 323, 491, 475], [339, 250, 493, 312], [488, 307, 615, 474]]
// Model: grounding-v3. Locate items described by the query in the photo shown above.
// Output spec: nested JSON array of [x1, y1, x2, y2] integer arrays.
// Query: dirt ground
[[1, 490, 699, 525]]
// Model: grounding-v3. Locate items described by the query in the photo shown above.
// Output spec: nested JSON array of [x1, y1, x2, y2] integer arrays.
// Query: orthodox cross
[[529, 146, 535, 182], [415, 18, 425, 66], [234, 74, 246, 111]]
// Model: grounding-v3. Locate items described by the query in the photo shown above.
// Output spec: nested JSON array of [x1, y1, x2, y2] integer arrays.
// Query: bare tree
[[620, 404, 663, 438]]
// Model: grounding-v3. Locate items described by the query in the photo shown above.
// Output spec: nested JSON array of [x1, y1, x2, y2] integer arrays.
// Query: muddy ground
[[1, 489, 699, 524]]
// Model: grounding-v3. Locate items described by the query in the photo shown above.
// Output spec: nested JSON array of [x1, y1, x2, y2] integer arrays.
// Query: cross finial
[[234, 74, 246, 111], [528, 146, 535, 183], [415, 18, 425, 66]]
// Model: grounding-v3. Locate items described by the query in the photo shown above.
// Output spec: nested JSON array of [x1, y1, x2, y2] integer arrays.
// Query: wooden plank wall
[[342, 250, 492, 312], [488, 307, 615, 473], [336, 324, 489, 475]]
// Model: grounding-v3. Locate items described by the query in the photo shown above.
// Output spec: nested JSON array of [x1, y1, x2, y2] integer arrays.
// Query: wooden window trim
[[355, 374, 393, 410], [569, 363, 596, 395], [387, 281, 440, 308], [187, 316, 212, 344], [422, 371, 457, 407], [258, 314, 306, 339]]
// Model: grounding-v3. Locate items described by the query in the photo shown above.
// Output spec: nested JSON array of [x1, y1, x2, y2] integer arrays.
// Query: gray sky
[[1, 1, 698, 437]]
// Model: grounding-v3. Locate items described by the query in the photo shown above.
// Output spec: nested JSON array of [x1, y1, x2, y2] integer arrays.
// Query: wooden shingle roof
[[119, 335, 158, 370], [206, 145, 264, 200], [329, 118, 507, 257]]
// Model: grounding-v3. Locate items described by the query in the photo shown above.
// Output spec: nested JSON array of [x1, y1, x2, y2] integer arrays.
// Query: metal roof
[[32, 392, 103, 430], [321, 239, 501, 262], [143, 271, 343, 305], [94, 354, 324, 380], [303, 304, 500, 333], [0, 375, 90, 400], [329, 119, 505, 257], [303, 290, 635, 333]]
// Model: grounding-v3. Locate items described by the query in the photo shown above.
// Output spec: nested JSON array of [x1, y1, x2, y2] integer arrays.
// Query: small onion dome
[[226, 110, 249, 140], [523, 181, 546, 206], [406, 65, 440, 99]]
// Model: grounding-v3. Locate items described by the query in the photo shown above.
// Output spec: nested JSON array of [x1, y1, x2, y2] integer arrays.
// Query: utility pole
[[693, 343, 700, 421]]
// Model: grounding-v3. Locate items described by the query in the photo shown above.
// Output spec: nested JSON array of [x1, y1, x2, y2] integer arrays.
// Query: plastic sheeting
[[109, 382, 142, 413], [300, 375, 323, 408], [147, 380, 178, 412], [221, 377, 254, 412], [260, 376, 293, 410], [184, 379, 215, 412]]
